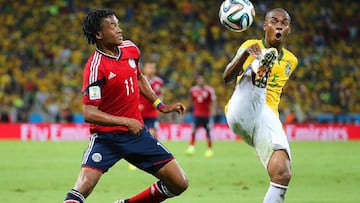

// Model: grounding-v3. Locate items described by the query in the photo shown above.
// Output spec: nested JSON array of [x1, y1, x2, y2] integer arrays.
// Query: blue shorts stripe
[[82, 134, 97, 165]]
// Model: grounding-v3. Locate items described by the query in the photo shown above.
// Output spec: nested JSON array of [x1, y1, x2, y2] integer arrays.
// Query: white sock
[[263, 182, 288, 203]]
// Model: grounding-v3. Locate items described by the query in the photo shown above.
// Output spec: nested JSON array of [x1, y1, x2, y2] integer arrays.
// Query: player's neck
[[96, 43, 119, 57], [263, 38, 282, 55]]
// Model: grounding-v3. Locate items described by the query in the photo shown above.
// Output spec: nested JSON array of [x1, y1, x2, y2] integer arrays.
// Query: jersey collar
[[261, 38, 284, 61], [95, 46, 122, 60]]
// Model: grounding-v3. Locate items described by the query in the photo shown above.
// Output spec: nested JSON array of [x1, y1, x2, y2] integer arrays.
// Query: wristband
[[153, 98, 165, 110]]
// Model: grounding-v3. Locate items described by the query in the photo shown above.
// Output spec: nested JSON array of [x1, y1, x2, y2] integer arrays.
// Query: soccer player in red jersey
[[186, 75, 216, 157], [63, 8, 188, 203], [139, 62, 163, 138]]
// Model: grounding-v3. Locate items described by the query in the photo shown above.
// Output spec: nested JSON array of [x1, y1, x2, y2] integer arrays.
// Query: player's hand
[[160, 103, 186, 115], [246, 44, 262, 57], [126, 118, 144, 135]]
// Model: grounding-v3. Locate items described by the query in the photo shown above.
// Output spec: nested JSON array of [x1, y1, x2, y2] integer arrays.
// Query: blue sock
[[64, 189, 85, 203]]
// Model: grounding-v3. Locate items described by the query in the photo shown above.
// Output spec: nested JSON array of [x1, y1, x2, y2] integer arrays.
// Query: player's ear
[[96, 31, 102, 40], [287, 28, 291, 36]]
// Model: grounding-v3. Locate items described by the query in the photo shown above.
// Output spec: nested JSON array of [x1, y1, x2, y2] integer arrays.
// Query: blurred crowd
[[0, 0, 359, 123]]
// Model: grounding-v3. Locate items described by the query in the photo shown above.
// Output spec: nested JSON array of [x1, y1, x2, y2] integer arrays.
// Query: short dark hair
[[265, 8, 291, 22], [82, 8, 116, 44]]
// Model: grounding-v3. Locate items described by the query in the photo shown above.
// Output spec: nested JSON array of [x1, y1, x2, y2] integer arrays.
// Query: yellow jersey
[[234, 39, 298, 116]]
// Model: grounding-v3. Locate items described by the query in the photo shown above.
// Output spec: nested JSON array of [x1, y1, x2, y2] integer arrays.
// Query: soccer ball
[[219, 0, 255, 32]]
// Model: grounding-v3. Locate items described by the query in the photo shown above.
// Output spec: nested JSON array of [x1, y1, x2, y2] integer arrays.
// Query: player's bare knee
[[169, 176, 189, 195], [177, 178, 190, 195], [279, 169, 291, 183], [270, 167, 291, 185], [284, 170, 292, 182], [179, 176, 189, 193], [268, 150, 291, 185]]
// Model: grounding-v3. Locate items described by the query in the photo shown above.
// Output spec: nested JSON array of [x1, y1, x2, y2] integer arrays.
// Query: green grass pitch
[[1, 140, 359, 203]]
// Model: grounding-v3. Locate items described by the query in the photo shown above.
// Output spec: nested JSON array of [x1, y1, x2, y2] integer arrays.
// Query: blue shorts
[[143, 117, 159, 129], [194, 116, 210, 129], [81, 128, 174, 174]]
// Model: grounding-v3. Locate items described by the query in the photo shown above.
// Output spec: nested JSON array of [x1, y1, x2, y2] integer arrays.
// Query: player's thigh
[[226, 76, 266, 125], [123, 129, 174, 173], [197, 116, 210, 128], [226, 96, 262, 145], [82, 134, 123, 173], [267, 150, 291, 179], [193, 116, 204, 128], [253, 106, 291, 168]]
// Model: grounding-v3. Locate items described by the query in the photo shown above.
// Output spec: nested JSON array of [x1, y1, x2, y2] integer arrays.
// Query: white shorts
[[226, 70, 291, 168]]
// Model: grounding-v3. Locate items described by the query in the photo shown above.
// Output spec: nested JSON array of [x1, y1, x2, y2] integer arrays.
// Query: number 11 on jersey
[[125, 77, 134, 96]]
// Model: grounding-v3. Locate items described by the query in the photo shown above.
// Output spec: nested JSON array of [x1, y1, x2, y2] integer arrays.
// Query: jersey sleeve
[[236, 39, 258, 55], [129, 41, 142, 78], [289, 53, 298, 75], [235, 39, 260, 71], [82, 57, 105, 106], [234, 39, 260, 83]]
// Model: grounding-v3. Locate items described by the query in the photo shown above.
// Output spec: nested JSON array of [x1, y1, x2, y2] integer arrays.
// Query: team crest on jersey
[[128, 58, 136, 68], [92, 153, 102, 162], [285, 63, 291, 77], [89, 86, 101, 100]]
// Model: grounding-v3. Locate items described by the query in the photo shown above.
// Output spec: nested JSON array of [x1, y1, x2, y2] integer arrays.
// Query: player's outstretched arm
[[138, 71, 185, 115], [159, 102, 186, 115], [138, 73, 159, 102]]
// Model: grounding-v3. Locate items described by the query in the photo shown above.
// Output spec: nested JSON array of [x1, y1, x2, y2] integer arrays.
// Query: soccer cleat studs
[[252, 48, 278, 88]]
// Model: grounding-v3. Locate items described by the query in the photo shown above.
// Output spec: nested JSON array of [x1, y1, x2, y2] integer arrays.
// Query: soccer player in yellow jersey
[[223, 8, 298, 203]]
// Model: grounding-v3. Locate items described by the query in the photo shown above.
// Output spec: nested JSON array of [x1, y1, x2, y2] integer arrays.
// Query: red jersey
[[190, 85, 216, 117], [82, 40, 144, 133], [139, 76, 163, 118]]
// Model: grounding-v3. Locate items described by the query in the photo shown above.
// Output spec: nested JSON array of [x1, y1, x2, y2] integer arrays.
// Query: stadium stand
[[0, 0, 359, 124]]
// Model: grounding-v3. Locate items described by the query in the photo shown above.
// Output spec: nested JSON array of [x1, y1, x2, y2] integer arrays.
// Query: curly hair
[[82, 8, 116, 44]]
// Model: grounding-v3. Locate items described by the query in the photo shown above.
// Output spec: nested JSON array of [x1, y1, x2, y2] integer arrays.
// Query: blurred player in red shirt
[[139, 62, 163, 138], [186, 75, 216, 157], [63, 8, 188, 203]]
